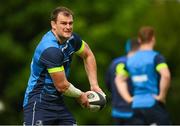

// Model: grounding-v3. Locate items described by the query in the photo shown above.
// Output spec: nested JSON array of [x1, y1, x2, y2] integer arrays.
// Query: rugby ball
[[87, 91, 106, 112]]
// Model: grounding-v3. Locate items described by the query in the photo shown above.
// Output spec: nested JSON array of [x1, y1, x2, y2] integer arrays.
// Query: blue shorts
[[132, 101, 171, 125], [23, 93, 76, 125]]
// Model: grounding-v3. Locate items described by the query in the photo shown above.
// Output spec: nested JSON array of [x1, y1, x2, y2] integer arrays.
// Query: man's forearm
[[157, 68, 171, 102], [83, 52, 98, 87], [115, 75, 133, 103], [159, 75, 171, 100]]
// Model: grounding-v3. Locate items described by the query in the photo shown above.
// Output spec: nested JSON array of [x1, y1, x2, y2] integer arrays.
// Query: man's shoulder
[[42, 30, 57, 42], [34, 32, 60, 59], [37, 31, 58, 50], [68, 33, 82, 43], [112, 55, 127, 64], [133, 50, 159, 58], [153, 50, 165, 56], [108, 56, 127, 71]]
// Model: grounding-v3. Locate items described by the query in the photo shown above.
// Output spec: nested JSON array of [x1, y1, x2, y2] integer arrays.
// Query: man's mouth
[[64, 30, 71, 33]]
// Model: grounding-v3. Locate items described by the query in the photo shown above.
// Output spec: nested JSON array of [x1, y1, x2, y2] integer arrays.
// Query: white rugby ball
[[87, 91, 106, 112]]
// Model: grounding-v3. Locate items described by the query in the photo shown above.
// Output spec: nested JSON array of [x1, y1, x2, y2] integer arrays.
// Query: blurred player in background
[[105, 39, 139, 125], [23, 6, 104, 125], [116, 26, 171, 125]]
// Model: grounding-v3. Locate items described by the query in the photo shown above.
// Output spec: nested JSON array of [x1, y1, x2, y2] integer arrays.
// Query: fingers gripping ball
[[87, 91, 106, 112]]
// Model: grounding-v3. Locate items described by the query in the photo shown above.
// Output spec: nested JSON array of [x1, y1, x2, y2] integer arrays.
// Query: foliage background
[[0, 0, 180, 124]]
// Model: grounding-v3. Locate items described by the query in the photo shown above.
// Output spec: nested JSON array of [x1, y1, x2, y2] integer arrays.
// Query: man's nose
[[66, 23, 72, 28]]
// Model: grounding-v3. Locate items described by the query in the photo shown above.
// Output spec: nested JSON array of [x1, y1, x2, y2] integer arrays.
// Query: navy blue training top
[[105, 56, 133, 118], [23, 31, 84, 107]]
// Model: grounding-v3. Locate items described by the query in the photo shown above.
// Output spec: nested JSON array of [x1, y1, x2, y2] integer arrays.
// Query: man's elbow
[[162, 73, 171, 83], [55, 81, 69, 93], [166, 71, 171, 80]]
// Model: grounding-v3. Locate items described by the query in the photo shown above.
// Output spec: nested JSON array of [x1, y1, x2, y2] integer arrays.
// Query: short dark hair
[[51, 6, 73, 22], [138, 26, 155, 43]]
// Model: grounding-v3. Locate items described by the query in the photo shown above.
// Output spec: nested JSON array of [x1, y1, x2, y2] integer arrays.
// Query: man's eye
[[60, 22, 73, 25], [69, 22, 73, 25], [61, 22, 67, 25]]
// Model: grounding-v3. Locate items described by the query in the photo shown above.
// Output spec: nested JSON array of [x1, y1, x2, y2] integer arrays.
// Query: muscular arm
[[78, 42, 102, 92], [115, 63, 133, 103], [40, 47, 89, 106], [115, 75, 133, 103], [156, 66, 171, 103], [49, 70, 89, 107], [50, 70, 70, 93], [154, 55, 171, 103]]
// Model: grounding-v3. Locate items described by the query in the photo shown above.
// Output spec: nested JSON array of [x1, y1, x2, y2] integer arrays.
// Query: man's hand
[[90, 85, 106, 97], [153, 95, 166, 103], [127, 96, 133, 104], [77, 92, 89, 108]]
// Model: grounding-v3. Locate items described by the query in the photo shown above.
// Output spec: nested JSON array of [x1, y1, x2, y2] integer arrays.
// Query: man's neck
[[140, 43, 154, 50], [127, 51, 135, 57], [51, 30, 66, 44]]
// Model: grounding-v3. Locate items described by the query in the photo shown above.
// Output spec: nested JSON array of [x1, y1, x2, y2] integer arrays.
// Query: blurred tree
[[0, 0, 180, 124]]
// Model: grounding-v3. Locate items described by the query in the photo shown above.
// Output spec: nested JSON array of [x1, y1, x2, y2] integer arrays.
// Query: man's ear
[[152, 36, 155, 42], [51, 21, 56, 30]]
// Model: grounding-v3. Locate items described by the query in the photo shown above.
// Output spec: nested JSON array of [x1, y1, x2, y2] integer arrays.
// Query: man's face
[[52, 12, 73, 41]]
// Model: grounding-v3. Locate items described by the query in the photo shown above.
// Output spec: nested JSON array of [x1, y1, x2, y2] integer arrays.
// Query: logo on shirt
[[132, 74, 148, 82]]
